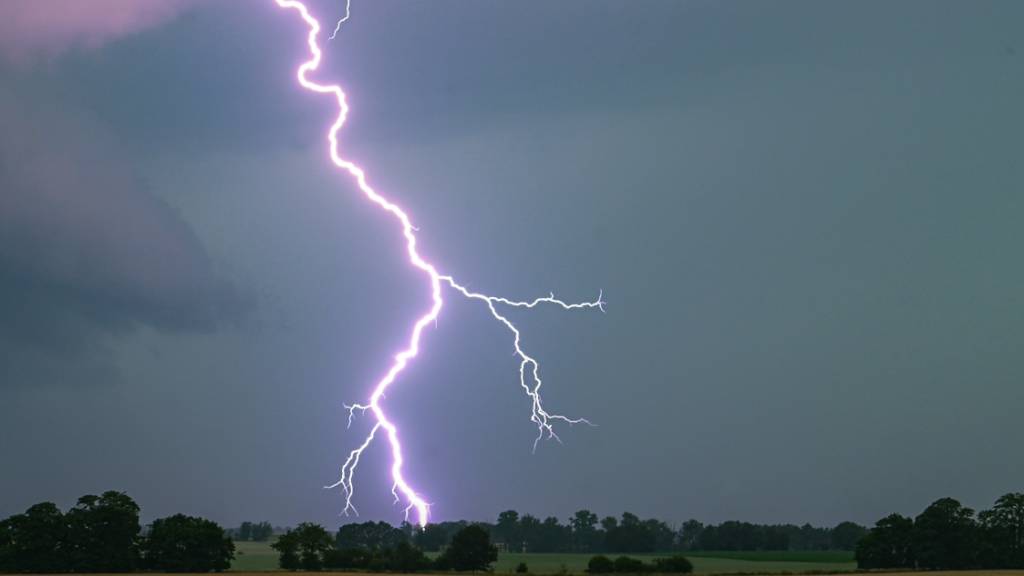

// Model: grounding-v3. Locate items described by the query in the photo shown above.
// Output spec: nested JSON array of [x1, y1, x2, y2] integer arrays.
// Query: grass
[[229, 543, 856, 574], [488, 553, 855, 574], [681, 552, 854, 563], [231, 540, 282, 571]]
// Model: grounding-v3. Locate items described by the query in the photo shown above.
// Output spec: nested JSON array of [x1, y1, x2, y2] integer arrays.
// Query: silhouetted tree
[[605, 513, 655, 553], [272, 530, 301, 570], [495, 510, 521, 549], [252, 521, 274, 541], [855, 513, 915, 569], [65, 491, 141, 572], [571, 510, 601, 552], [0, 502, 68, 573], [914, 497, 978, 569], [273, 523, 333, 571], [435, 524, 497, 572], [536, 516, 570, 553], [383, 540, 433, 572], [322, 546, 371, 570], [979, 492, 1024, 568], [677, 520, 703, 551], [644, 519, 675, 551], [414, 521, 468, 552], [519, 515, 542, 552], [830, 521, 867, 551], [336, 520, 407, 550], [142, 514, 234, 572]]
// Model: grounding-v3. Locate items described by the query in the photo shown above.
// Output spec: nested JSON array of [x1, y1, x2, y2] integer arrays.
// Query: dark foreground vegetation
[[3, 491, 1021, 573], [271, 523, 497, 572], [0, 492, 234, 572], [857, 492, 1024, 570], [269, 521, 696, 573], [327, 510, 867, 555], [587, 554, 694, 574]]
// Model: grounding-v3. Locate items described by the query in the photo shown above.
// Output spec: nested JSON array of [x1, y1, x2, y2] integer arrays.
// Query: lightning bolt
[[274, 0, 604, 527], [327, 0, 350, 41]]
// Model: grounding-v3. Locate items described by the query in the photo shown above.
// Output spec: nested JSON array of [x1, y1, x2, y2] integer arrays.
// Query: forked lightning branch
[[274, 0, 604, 527]]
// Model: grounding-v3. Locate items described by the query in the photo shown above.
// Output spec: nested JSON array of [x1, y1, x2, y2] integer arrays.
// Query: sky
[[1, 0, 1022, 530]]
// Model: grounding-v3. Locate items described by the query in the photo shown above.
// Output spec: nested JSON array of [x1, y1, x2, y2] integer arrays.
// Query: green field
[[232, 541, 284, 571], [230, 543, 855, 574], [487, 552, 854, 574], [680, 551, 853, 563]]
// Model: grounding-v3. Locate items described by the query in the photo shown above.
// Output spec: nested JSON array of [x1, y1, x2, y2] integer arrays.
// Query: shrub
[[588, 555, 615, 573], [516, 562, 530, 573], [652, 555, 693, 573], [614, 556, 647, 573]]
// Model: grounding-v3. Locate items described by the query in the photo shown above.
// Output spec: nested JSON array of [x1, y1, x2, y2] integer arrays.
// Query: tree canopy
[[0, 492, 232, 573], [142, 514, 235, 572]]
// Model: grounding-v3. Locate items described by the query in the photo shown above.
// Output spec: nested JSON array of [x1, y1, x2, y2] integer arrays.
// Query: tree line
[[0, 492, 234, 573], [274, 520, 695, 574], [310, 511, 866, 557], [856, 492, 1024, 570], [271, 510, 863, 573], [419, 510, 866, 553], [271, 522, 498, 572], [233, 521, 275, 542]]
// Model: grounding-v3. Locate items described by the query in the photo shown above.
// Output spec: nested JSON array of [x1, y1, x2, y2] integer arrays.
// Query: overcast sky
[[1, 0, 1022, 530]]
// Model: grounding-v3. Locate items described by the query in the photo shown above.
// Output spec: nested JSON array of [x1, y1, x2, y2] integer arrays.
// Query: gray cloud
[[0, 84, 242, 386], [0, 0, 199, 63]]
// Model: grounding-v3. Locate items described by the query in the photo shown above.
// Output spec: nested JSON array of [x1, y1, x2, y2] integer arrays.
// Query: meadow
[[230, 541, 856, 573]]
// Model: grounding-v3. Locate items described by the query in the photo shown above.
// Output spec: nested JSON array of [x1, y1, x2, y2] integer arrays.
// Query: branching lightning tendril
[[274, 0, 604, 527]]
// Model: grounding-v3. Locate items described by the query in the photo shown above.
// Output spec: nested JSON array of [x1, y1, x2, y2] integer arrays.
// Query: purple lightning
[[274, 0, 604, 527]]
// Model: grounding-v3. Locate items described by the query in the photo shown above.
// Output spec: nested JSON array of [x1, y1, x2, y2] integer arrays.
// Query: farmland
[[231, 542, 856, 573]]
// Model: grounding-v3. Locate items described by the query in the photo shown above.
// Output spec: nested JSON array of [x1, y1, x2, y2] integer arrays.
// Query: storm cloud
[[1, 0, 1022, 530], [0, 0, 199, 62], [0, 83, 241, 386]]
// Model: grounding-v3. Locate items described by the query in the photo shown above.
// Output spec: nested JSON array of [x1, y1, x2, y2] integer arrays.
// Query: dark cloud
[[1, 0, 1023, 530], [0, 84, 242, 386]]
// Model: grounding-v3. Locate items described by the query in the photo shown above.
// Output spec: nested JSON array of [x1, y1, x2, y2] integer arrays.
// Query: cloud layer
[[0, 84, 241, 386], [0, 0, 197, 61]]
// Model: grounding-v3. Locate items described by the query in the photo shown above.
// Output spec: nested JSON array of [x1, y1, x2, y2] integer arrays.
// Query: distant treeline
[[231, 520, 275, 542], [272, 522, 693, 573], [381, 510, 866, 554], [0, 492, 234, 573], [856, 493, 1024, 570]]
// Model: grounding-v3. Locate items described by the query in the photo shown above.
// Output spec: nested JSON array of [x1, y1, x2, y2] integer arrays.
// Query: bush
[[588, 555, 616, 573], [614, 556, 647, 573], [516, 561, 529, 573], [652, 555, 693, 573]]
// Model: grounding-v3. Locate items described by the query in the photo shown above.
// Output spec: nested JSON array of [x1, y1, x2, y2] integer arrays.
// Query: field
[[230, 542, 856, 573], [232, 541, 284, 571], [28, 572, 1024, 576], [484, 552, 854, 574]]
